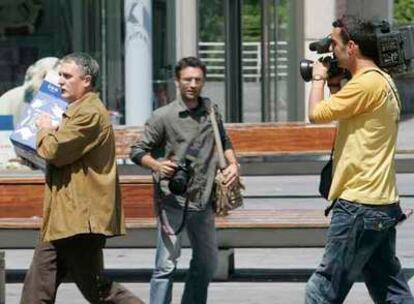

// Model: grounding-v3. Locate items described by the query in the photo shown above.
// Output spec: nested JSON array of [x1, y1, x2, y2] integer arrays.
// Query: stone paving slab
[[5, 281, 378, 304]]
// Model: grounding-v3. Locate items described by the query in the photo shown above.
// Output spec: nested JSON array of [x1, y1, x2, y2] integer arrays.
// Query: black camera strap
[[159, 197, 189, 236], [363, 68, 402, 112]]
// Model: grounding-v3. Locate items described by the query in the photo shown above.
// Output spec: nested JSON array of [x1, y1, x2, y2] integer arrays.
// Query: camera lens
[[168, 166, 189, 195], [299, 59, 314, 82]]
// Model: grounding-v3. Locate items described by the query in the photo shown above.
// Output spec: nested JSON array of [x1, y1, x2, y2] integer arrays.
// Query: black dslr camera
[[168, 161, 191, 195], [299, 37, 345, 82]]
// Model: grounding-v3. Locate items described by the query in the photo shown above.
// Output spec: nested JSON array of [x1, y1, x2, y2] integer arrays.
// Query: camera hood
[[300, 59, 314, 82], [309, 37, 332, 54]]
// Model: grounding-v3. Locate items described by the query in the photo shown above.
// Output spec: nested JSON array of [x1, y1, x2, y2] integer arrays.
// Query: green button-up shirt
[[37, 92, 125, 242], [130, 96, 233, 211]]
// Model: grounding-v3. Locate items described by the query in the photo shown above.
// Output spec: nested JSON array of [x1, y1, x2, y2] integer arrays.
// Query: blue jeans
[[305, 199, 414, 304], [149, 203, 218, 304]]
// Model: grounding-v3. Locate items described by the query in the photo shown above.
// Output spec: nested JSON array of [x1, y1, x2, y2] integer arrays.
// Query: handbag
[[209, 106, 244, 216]]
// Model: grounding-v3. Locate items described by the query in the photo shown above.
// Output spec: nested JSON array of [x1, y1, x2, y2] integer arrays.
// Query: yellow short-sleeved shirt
[[311, 68, 400, 205]]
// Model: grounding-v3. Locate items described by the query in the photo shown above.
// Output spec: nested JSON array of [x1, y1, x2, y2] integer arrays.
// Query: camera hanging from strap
[[159, 197, 189, 236]]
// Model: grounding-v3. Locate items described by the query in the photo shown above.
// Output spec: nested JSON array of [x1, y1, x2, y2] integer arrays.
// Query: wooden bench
[[0, 174, 333, 281], [114, 123, 414, 175], [2, 122, 413, 284], [114, 123, 336, 159], [1, 174, 412, 282], [114, 123, 337, 175], [0, 210, 331, 280]]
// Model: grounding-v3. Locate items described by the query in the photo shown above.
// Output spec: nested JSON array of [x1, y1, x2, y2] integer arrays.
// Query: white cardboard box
[[10, 71, 67, 169]]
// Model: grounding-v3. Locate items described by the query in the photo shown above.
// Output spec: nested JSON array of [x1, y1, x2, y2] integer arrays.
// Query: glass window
[[0, 0, 177, 125], [198, 0, 226, 118], [152, 0, 176, 109], [242, 0, 288, 122]]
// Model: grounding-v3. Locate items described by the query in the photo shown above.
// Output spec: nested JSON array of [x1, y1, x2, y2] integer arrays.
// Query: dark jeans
[[305, 199, 414, 304], [20, 234, 144, 304]]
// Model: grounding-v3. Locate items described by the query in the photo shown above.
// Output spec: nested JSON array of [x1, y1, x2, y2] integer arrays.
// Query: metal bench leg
[[214, 248, 235, 280], [0, 251, 5, 304]]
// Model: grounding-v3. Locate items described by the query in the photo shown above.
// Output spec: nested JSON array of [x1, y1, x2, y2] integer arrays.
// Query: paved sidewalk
[[4, 246, 413, 303], [5, 280, 380, 303]]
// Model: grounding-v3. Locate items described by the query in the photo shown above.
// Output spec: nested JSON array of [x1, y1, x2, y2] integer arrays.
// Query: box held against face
[[10, 71, 67, 170]]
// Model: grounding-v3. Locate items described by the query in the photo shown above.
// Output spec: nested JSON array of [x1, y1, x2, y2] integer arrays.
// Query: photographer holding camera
[[130, 56, 239, 304], [305, 15, 414, 303]]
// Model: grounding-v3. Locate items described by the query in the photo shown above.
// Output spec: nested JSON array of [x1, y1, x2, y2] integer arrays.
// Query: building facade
[[0, 0, 397, 126]]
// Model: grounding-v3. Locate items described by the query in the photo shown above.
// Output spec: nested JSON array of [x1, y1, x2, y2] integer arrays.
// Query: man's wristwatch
[[312, 74, 326, 81]]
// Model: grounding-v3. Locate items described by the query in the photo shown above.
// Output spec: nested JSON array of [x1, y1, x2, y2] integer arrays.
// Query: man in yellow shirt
[[305, 16, 414, 303]]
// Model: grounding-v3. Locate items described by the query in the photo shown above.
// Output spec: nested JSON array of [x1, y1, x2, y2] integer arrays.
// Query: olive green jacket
[[36, 92, 125, 242]]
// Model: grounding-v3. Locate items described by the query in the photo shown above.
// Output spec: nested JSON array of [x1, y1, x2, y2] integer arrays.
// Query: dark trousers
[[305, 199, 414, 304], [20, 234, 144, 304]]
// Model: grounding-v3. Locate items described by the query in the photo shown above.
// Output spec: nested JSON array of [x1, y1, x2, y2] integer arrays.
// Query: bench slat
[[2, 208, 411, 230], [1, 209, 411, 230], [0, 175, 155, 218], [0, 210, 331, 249], [113, 123, 336, 159], [0, 209, 411, 250], [0, 210, 331, 229]]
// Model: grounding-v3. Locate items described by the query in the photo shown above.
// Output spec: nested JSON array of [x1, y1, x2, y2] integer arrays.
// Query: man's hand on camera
[[327, 73, 344, 94], [157, 160, 177, 178], [222, 163, 240, 188], [312, 61, 328, 83]]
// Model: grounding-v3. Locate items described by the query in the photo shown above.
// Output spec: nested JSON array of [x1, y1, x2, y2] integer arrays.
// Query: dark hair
[[333, 15, 379, 64], [61, 52, 100, 88], [175, 56, 207, 79]]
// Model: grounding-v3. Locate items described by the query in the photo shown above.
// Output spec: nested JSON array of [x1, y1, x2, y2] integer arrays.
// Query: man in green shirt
[[305, 15, 414, 303], [130, 57, 240, 304]]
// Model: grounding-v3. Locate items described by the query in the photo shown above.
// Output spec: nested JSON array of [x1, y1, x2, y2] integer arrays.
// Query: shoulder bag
[[210, 105, 244, 216]]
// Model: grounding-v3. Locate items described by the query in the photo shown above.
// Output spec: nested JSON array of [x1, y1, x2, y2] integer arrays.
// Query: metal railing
[[198, 41, 288, 81]]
